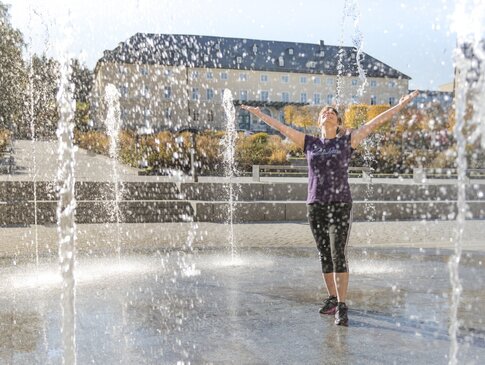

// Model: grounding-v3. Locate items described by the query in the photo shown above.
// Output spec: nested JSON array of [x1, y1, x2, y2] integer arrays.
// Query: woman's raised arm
[[350, 90, 419, 149], [240, 105, 306, 150]]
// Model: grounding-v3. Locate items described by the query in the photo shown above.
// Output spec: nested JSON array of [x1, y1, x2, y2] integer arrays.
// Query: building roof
[[97, 33, 411, 80]]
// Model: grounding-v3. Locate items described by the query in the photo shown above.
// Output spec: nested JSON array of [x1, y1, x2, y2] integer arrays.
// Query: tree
[[343, 104, 368, 129], [283, 105, 318, 132], [70, 59, 94, 131], [0, 2, 27, 136], [23, 54, 60, 139]]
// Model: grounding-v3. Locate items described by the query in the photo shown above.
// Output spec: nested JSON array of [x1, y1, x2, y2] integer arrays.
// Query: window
[[207, 88, 214, 101], [236, 56, 242, 64], [288, 48, 294, 55], [192, 110, 199, 121], [164, 108, 171, 119], [240, 90, 248, 101], [143, 107, 150, 121], [260, 74, 268, 82], [370, 95, 377, 105], [352, 79, 358, 86], [191, 71, 198, 79], [239, 73, 247, 81], [313, 93, 321, 105], [164, 69, 172, 77], [220, 72, 228, 80], [206, 71, 213, 79], [278, 56, 284, 66], [192, 87, 200, 101], [207, 110, 214, 122], [140, 67, 148, 76], [300, 93, 307, 103], [352, 95, 358, 104], [120, 86, 128, 97], [327, 94, 334, 104], [279, 111, 285, 123], [140, 85, 149, 98], [389, 97, 396, 105], [327, 78, 334, 86], [300, 76, 307, 84], [370, 80, 377, 87], [281, 75, 289, 83], [388, 81, 396, 88], [281, 92, 290, 102], [313, 77, 321, 84], [260, 91, 269, 102], [164, 86, 171, 99]]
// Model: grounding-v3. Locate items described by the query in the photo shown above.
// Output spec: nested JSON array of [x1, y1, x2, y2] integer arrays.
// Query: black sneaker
[[334, 302, 349, 326], [319, 295, 338, 315]]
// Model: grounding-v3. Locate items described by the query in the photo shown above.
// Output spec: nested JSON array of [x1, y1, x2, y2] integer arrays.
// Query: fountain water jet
[[449, 1, 485, 363], [56, 29, 77, 363], [104, 83, 124, 259], [221, 89, 239, 261]]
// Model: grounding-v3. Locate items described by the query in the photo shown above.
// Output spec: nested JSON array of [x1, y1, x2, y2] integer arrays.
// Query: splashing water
[[221, 89, 239, 260], [104, 84, 124, 259], [56, 56, 77, 365], [336, 0, 368, 106], [449, 1, 485, 364], [27, 50, 39, 266]]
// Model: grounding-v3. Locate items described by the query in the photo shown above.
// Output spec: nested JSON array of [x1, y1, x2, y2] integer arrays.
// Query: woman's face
[[318, 107, 338, 128]]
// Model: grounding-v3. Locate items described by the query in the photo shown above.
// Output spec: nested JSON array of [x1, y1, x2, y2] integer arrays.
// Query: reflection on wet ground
[[0, 247, 484, 364]]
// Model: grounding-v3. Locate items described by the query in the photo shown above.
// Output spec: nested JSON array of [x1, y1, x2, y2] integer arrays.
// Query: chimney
[[320, 40, 325, 47]]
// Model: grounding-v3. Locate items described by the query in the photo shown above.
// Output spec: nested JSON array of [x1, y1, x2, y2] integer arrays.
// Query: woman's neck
[[321, 126, 337, 139]]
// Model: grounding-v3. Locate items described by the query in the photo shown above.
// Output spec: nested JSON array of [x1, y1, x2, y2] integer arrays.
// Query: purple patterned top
[[304, 133, 354, 204]]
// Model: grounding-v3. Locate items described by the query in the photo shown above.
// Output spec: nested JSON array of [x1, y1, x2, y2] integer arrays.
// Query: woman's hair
[[319, 106, 349, 138]]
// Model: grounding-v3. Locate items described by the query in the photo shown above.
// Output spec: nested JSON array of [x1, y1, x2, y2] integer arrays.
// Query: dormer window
[[317, 50, 325, 57], [236, 56, 242, 64], [252, 44, 258, 54], [288, 48, 294, 55], [278, 56, 284, 66]]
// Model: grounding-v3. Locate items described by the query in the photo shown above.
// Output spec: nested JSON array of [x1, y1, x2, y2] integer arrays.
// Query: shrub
[[0, 130, 11, 152], [74, 130, 109, 155]]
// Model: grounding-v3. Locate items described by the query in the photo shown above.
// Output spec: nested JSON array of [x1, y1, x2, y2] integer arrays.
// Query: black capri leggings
[[307, 203, 353, 274]]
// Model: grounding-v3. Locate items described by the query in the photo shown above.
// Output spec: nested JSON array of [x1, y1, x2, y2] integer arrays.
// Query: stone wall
[[0, 181, 484, 225]]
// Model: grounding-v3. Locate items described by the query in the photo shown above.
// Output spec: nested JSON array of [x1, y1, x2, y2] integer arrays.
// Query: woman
[[241, 90, 418, 326]]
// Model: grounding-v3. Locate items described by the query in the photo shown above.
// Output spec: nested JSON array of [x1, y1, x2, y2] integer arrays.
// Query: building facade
[[93, 33, 411, 133]]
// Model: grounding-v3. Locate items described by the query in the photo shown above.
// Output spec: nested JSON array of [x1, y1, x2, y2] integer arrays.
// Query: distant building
[[92, 33, 411, 133], [438, 82, 454, 92], [408, 89, 454, 110]]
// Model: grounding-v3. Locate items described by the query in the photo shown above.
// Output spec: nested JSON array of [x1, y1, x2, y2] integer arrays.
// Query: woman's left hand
[[398, 90, 419, 106]]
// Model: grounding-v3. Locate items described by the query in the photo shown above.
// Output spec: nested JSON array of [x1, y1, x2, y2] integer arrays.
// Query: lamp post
[[177, 127, 199, 182]]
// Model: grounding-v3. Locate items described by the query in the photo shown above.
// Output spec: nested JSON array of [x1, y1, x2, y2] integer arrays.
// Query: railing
[[413, 168, 485, 182], [252, 165, 372, 182], [0, 146, 15, 174]]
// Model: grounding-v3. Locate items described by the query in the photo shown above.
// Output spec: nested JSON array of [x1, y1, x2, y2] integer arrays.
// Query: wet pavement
[[0, 247, 484, 364]]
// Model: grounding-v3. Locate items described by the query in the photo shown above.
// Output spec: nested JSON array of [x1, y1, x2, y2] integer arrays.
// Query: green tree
[[70, 59, 94, 132], [0, 2, 27, 136], [24, 54, 60, 139]]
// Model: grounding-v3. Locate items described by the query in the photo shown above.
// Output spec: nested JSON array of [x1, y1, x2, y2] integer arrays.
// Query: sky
[[6, 0, 459, 90]]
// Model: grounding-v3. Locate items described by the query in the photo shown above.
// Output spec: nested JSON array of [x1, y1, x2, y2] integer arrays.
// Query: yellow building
[[93, 33, 410, 133]]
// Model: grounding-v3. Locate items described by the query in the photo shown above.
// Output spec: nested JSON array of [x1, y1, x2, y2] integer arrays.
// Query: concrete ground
[[0, 246, 484, 364]]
